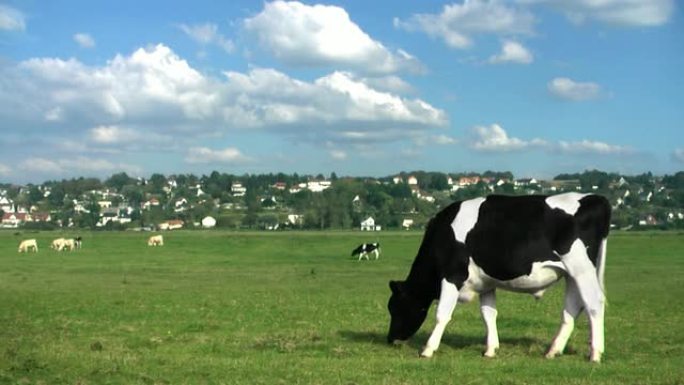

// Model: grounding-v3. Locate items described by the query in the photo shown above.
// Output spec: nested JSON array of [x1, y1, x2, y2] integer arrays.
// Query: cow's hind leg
[[559, 239, 605, 362], [480, 290, 499, 357], [421, 278, 459, 358], [546, 277, 583, 359]]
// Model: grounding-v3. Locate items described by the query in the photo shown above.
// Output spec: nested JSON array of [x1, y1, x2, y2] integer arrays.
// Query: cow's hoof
[[419, 348, 434, 358], [589, 350, 602, 363], [483, 350, 497, 358]]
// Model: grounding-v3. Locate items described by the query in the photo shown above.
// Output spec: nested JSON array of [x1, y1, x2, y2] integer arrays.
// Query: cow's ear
[[389, 280, 403, 294]]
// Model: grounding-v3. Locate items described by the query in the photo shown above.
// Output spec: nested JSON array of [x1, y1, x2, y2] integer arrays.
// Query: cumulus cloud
[[73, 33, 96, 48], [520, 0, 674, 27], [395, 0, 535, 49], [0, 43, 446, 178], [489, 40, 533, 64], [672, 148, 684, 163], [2, 44, 444, 134], [470, 124, 546, 151], [178, 23, 234, 53], [0, 5, 25, 31], [185, 147, 251, 164], [89, 125, 141, 144], [548, 77, 601, 101], [244, 1, 422, 74], [0, 163, 11, 177], [329, 149, 348, 160], [469, 123, 633, 156], [558, 140, 633, 155], [19, 156, 141, 175]]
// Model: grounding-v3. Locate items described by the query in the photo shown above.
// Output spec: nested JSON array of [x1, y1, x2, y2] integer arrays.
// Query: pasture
[[1, 230, 682, 384]]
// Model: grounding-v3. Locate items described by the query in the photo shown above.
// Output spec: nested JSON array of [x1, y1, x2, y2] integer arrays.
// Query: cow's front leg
[[480, 290, 499, 357], [546, 278, 583, 359], [421, 279, 459, 358]]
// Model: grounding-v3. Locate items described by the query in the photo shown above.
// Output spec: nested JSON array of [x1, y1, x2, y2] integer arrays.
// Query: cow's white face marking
[[451, 197, 485, 243], [545, 192, 588, 215]]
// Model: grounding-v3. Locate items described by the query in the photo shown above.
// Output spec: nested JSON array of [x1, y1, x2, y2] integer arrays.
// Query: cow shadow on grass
[[338, 330, 540, 353]]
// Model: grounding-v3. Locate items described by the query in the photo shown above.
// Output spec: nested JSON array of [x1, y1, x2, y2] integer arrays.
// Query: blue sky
[[0, 0, 682, 183]]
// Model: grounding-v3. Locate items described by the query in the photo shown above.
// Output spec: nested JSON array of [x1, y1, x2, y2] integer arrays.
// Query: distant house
[[307, 180, 331, 192], [159, 220, 184, 230], [287, 214, 303, 226], [32, 212, 51, 222], [201, 216, 217, 228], [1, 212, 28, 228], [143, 198, 160, 210], [272, 182, 287, 191], [407, 176, 418, 186], [0, 196, 15, 212], [392, 176, 403, 184], [361, 217, 381, 231], [459, 176, 480, 186], [402, 219, 414, 230], [231, 183, 247, 197]]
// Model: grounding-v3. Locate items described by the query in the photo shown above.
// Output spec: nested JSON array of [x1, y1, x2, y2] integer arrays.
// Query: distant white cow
[[148, 235, 164, 246], [51, 238, 66, 250], [61, 238, 76, 251], [18, 239, 38, 253]]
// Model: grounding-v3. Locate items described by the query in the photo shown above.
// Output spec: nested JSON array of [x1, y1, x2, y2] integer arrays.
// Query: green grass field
[[1, 230, 683, 385]]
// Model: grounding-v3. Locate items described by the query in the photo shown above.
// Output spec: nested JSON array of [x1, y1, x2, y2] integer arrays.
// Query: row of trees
[[2, 170, 684, 231]]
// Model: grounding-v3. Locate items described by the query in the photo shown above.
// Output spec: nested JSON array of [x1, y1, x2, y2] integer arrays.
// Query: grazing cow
[[147, 235, 164, 246], [74, 236, 83, 249], [61, 238, 76, 251], [387, 193, 610, 363], [351, 242, 380, 260], [51, 238, 66, 250], [18, 239, 38, 253]]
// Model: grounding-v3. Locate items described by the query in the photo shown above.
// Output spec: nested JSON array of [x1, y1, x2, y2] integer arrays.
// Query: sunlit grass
[[1, 230, 682, 384]]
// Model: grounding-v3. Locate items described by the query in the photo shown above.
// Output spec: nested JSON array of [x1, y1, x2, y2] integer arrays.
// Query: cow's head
[[387, 280, 428, 344]]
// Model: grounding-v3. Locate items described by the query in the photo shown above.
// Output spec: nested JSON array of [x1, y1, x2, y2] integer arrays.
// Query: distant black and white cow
[[387, 193, 610, 362], [352, 242, 381, 261]]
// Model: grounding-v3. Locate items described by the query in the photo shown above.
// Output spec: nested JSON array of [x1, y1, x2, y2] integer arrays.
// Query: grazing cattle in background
[[387, 193, 610, 363], [61, 238, 76, 251], [147, 235, 164, 246], [74, 236, 83, 249], [18, 239, 38, 253], [352, 242, 380, 261], [51, 238, 66, 250]]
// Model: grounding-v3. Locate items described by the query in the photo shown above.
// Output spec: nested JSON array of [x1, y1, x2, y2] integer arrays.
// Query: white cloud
[[672, 148, 684, 163], [19, 156, 142, 175], [520, 0, 674, 27], [329, 149, 348, 160], [396, 0, 535, 49], [89, 125, 140, 144], [489, 40, 533, 64], [548, 77, 601, 101], [244, 1, 422, 74], [0, 5, 25, 31], [185, 147, 251, 164], [0, 163, 11, 176], [470, 124, 546, 151], [469, 123, 633, 156], [44, 107, 63, 122], [359, 75, 415, 94], [178, 23, 234, 53], [558, 140, 633, 155], [0, 43, 446, 168], [74, 33, 96, 48]]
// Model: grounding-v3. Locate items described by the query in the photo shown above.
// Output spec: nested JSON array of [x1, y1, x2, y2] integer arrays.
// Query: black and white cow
[[387, 192, 610, 362], [352, 242, 381, 261]]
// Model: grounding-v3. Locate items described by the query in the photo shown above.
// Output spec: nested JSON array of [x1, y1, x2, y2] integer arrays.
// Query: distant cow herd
[[16, 234, 167, 252]]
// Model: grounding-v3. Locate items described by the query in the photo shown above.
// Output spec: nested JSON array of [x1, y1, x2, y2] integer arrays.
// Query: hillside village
[[1, 170, 683, 232]]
